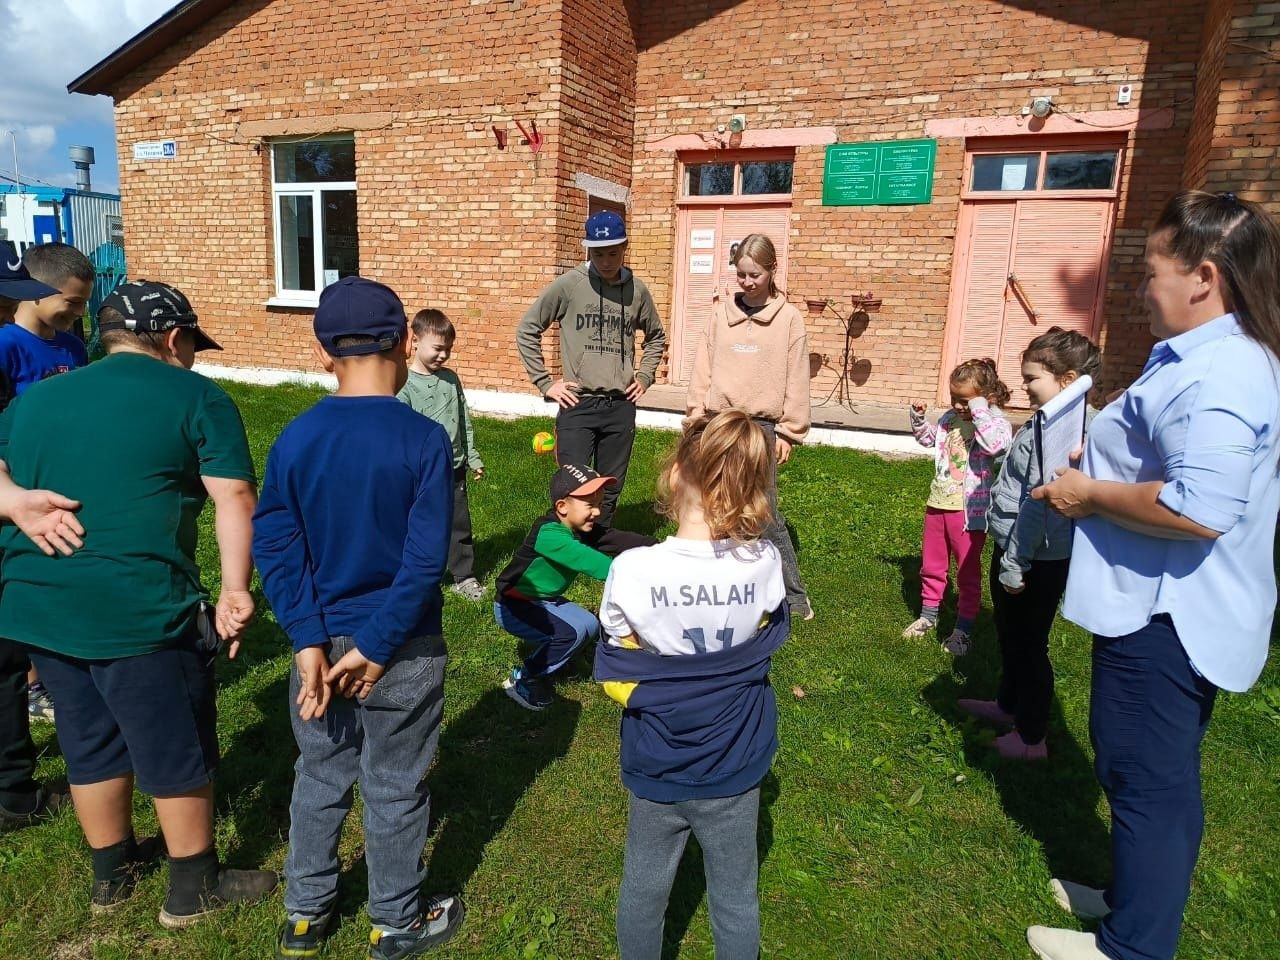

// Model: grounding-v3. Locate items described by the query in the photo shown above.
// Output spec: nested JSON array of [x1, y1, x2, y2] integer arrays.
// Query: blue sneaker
[[368, 895, 465, 959], [501, 669, 552, 712]]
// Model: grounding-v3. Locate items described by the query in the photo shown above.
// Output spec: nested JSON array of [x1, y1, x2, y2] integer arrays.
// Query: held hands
[[625, 379, 648, 402], [11, 489, 84, 557], [214, 589, 255, 659], [545, 380, 581, 409], [295, 646, 332, 721], [324, 646, 386, 702]]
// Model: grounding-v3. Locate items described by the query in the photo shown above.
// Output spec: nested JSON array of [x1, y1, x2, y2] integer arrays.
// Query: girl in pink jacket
[[904, 358, 1012, 655]]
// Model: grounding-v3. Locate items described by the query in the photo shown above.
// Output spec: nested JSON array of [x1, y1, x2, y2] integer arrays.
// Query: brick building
[[69, 0, 1280, 421]]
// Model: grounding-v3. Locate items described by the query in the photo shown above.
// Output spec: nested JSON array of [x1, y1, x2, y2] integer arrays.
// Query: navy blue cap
[[582, 210, 627, 249], [314, 276, 406, 357], [0, 242, 59, 301]]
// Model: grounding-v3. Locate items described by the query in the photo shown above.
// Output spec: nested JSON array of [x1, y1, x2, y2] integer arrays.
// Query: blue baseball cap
[[583, 210, 627, 249], [314, 276, 406, 357], [0, 242, 59, 301]]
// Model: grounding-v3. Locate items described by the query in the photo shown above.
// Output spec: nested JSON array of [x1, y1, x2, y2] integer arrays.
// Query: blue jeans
[[494, 597, 599, 678], [1091, 617, 1217, 960], [285, 635, 447, 929], [616, 788, 761, 960]]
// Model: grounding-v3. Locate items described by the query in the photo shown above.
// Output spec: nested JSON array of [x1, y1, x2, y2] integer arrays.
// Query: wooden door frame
[[939, 135, 1125, 405]]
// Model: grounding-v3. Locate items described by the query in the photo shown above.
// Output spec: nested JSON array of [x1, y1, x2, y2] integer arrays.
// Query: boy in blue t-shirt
[[253, 277, 465, 960], [1, 244, 93, 724], [1, 243, 93, 394]]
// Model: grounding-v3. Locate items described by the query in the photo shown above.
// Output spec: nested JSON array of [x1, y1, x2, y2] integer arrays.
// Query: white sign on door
[[690, 254, 714, 275], [690, 229, 715, 249]]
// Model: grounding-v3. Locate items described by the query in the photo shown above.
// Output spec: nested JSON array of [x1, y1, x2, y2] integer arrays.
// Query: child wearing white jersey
[[595, 409, 788, 960]]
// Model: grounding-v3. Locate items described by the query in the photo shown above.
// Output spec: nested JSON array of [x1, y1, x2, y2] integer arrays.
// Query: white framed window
[[269, 136, 358, 307]]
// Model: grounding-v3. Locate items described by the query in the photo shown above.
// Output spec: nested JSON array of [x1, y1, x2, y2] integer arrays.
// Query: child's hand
[[1001, 580, 1026, 595], [775, 435, 793, 465], [966, 396, 990, 411], [324, 647, 386, 701], [472, 466, 485, 481], [294, 646, 332, 721], [910, 400, 927, 415]]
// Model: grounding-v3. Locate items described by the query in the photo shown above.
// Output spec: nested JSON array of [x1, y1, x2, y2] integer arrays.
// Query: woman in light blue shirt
[[1027, 192, 1280, 960]]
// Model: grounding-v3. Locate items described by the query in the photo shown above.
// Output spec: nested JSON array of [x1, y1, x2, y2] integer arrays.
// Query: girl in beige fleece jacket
[[685, 233, 813, 620]]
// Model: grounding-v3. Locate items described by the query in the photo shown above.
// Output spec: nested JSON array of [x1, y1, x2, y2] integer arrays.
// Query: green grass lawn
[[4, 379, 1279, 959]]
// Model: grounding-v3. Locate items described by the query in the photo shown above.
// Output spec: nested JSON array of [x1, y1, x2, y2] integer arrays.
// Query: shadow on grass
[[880, 553, 962, 629], [423, 687, 582, 895], [658, 772, 780, 960], [922, 643, 1111, 888]]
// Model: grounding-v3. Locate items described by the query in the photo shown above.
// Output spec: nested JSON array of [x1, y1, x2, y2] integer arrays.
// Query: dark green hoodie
[[516, 263, 667, 395]]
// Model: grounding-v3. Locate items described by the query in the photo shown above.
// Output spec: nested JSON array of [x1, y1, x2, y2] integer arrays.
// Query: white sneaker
[[1050, 878, 1111, 920], [449, 578, 485, 601], [1026, 927, 1108, 960], [901, 616, 935, 639]]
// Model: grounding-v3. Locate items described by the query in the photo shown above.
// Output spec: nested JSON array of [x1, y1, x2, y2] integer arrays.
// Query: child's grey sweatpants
[[616, 787, 761, 960]]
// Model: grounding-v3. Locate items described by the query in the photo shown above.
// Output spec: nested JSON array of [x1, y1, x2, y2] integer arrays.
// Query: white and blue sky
[[1, 0, 174, 194]]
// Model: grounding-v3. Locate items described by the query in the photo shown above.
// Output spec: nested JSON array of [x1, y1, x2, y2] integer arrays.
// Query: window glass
[[273, 139, 356, 184], [278, 195, 315, 291], [741, 161, 794, 195], [971, 154, 1040, 191], [1044, 151, 1118, 190], [322, 191, 360, 281], [684, 163, 735, 197]]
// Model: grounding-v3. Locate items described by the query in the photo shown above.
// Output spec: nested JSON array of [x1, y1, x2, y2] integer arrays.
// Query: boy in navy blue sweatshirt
[[253, 277, 465, 960]]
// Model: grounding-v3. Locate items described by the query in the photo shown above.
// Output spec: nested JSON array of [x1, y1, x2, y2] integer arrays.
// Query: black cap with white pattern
[[98, 280, 222, 352]]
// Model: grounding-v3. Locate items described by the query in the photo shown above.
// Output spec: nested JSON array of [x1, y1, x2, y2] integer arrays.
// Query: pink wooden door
[[672, 204, 791, 384], [945, 198, 1113, 406]]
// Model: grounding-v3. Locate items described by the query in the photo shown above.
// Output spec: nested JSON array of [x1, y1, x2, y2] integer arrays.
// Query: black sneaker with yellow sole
[[277, 909, 334, 960]]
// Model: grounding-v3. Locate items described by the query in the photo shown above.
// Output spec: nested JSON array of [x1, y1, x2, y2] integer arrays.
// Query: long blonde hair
[[658, 410, 773, 541], [731, 233, 782, 298]]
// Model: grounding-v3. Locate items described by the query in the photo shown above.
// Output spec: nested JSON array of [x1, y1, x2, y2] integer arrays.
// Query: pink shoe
[[994, 730, 1048, 761], [956, 699, 1015, 728]]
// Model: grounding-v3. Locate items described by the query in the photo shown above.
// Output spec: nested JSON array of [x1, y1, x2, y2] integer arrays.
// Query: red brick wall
[[629, 0, 1206, 402], [104, 0, 1223, 405], [109, 0, 565, 390], [1184, 0, 1236, 190], [1188, 1, 1280, 205]]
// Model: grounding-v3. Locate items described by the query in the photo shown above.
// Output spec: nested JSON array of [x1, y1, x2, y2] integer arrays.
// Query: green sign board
[[823, 139, 936, 206]]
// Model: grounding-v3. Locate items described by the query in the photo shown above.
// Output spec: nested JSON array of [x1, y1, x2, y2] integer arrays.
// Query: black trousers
[[555, 394, 637, 529], [989, 544, 1070, 744], [448, 466, 475, 583], [0, 638, 38, 809]]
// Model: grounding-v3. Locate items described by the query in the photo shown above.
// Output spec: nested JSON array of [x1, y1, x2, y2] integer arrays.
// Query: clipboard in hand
[[1033, 375, 1093, 481]]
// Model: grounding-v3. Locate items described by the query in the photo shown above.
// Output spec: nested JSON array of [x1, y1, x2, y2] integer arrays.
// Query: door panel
[[671, 204, 791, 385]]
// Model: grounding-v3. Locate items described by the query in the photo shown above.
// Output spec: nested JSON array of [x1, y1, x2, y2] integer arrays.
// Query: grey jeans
[[616, 788, 761, 960], [754, 419, 808, 608], [285, 634, 447, 929]]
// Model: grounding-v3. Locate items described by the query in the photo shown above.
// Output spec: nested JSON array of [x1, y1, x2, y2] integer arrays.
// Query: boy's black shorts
[[26, 629, 218, 796]]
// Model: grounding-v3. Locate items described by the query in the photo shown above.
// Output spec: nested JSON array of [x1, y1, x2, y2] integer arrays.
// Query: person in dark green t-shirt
[[0, 280, 277, 927]]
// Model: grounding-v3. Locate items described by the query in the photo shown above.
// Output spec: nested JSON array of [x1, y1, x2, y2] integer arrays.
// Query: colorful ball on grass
[[532, 431, 556, 455]]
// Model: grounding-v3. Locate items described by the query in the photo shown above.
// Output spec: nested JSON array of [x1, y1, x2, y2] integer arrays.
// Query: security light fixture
[[728, 114, 747, 134], [1030, 97, 1054, 119]]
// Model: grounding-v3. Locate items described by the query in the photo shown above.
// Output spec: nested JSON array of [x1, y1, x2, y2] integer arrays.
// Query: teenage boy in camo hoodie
[[516, 210, 667, 529]]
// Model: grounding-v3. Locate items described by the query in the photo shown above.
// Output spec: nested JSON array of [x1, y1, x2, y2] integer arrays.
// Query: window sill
[[266, 295, 319, 310]]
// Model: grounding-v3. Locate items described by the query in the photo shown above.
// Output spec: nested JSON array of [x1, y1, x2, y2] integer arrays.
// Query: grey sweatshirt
[[516, 263, 667, 395], [987, 406, 1098, 589]]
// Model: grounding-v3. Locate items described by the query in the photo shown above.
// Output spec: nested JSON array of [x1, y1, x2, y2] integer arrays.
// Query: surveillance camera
[[1030, 97, 1053, 119]]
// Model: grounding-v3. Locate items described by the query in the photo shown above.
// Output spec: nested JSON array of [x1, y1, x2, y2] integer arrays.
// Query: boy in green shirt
[[493, 463, 654, 710], [398, 309, 485, 600]]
